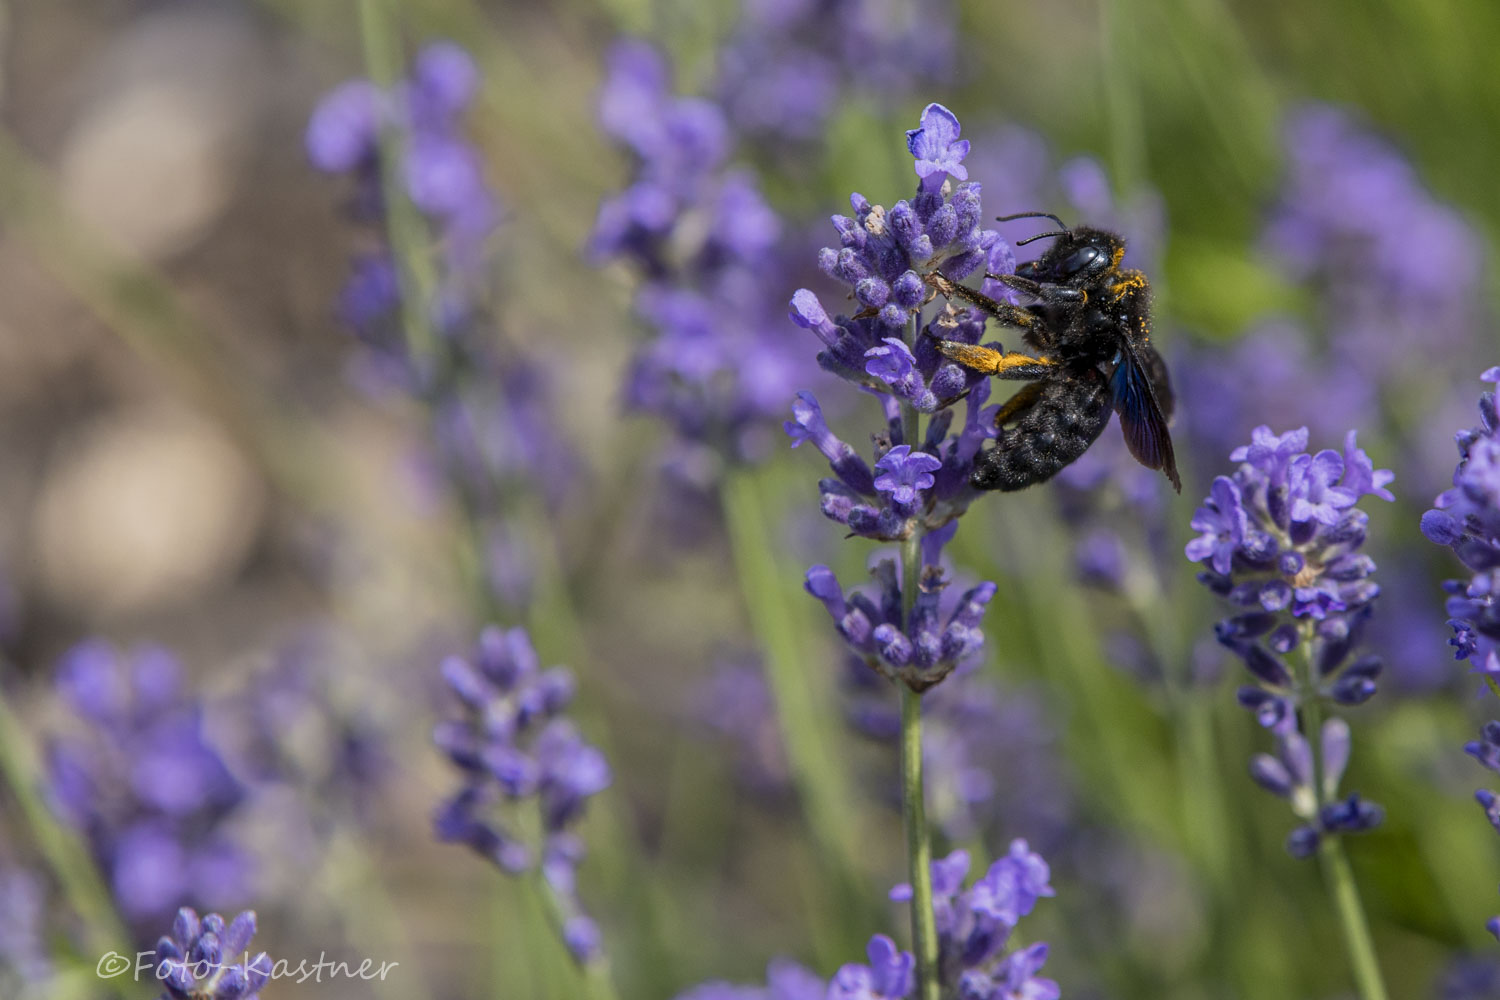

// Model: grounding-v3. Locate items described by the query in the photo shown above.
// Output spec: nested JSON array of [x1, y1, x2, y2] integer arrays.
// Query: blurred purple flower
[[433, 626, 609, 965], [591, 40, 812, 469], [311, 42, 575, 614], [713, 0, 956, 141], [46, 641, 251, 930]]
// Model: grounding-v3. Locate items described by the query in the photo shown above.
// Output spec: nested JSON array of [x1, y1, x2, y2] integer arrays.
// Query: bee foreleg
[[926, 273, 1038, 330], [990, 273, 1087, 305]]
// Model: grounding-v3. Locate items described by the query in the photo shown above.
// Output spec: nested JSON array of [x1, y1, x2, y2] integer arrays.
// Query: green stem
[[356, 0, 440, 377], [528, 872, 622, 1000], [1296, 625, 1388, 1000], [899, 575, 939, 999], [1318, 837, 1389, 1000], [0, 681, 130, 962], [896, 314, 938, 1000]]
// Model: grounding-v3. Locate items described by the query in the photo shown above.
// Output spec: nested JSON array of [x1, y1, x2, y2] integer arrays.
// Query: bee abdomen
[[969, 370, 1111, 491]]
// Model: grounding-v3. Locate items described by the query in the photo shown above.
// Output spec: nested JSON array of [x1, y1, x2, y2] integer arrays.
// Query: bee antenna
[[1016, 229, 1070, 246], [995, 211, 1068, 230]]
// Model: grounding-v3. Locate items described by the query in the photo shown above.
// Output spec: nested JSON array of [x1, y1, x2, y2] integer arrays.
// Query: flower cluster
[[805, 555, 994, 692], [1422, 368, 1500, 681], [309, 41, 571, 611], [151, 907, 271, 1000], [590, 40, 809, 470], [1186, 426, 1394, 855], [223, 630, 389, 831], [787, 105, 1017, 541], [432, 626, 610, 964], [307, 40, 499, 388], [672, 842, 1057, 1000], [713, 0, 956, 142], [46, 641, 250, 927], [1422, 368, 1500, 936], [891, 844, 1058, 1000], [1178, 104, 1487, 468]]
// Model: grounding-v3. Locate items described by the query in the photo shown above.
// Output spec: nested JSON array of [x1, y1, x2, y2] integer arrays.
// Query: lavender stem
[[1319, 836, 1388, 1000], [899, 308, 938, 1000], [1299, 626, 1388, 1000]]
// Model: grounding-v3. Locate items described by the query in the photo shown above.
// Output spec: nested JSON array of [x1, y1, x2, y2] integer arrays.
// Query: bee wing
[[1109, 341, 1181, 492]]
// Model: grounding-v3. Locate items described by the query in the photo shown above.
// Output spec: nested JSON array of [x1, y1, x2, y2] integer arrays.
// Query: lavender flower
[[432, 626, 610, 964], [671, 843, 1057, 1000], [787, 104, 1015, 545], [1187, 426, 1394, 854], [1179, 104, 1489, 487], [1424, 367, 1500, 932], [712, 0, 955, 142], [151, 906, 270, 1000], [591, 40, 811, 470], [888, 844, 1059, 999], [311, 42, 573, 612], [308, 40, 500, 388], [46, 641, 251, 929], [222, 629, 389, 828], [1423, 368, 1500, 682], [674, 958, 825, 1000], [806, 556, 995, 692]]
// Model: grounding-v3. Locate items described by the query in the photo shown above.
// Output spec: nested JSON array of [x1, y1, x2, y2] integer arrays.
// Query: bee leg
[[991, 381, 1046, 428], [990, 273, 1087, 305], [927, 273, 1038, 330], [933, 340, 1055, 381]]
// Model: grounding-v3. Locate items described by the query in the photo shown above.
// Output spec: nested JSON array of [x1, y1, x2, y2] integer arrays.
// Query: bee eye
[[1061, 246, 1102, 275]]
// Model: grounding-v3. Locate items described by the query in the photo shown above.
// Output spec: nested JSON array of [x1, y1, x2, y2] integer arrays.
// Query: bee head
[[1004, 217, 1125, 286]]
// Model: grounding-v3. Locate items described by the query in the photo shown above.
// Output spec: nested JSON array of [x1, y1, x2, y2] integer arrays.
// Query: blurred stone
[[35, 406, 264, 617], [57, 7, 263, 259]]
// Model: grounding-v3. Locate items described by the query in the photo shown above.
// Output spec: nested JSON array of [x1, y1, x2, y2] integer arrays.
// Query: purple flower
[[807, 559, 996, 690], [829, 935, 915, 1000], [1425, 370, 1500, 679], [890, 845, 1057, 995], [675, 839, 1056, 1000], [1287, 450, 1357, 525], [312, 42, 578, 614], [590, 40, 813, 470], [1426, 369, 1500, 932], [1189, 427, 1392, 853], [153, 907, 270, 1000], [306, 80, 382, 173], [433, 626, 609, 965], [1184, 476, 1247, 574], [874, 446, 942, 513], [906, 103, 970, 188], [46, 642, 251, 929]]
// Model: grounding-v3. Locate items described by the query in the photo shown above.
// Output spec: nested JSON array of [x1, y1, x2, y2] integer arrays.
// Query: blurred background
[[1, 0, 1499, 997]]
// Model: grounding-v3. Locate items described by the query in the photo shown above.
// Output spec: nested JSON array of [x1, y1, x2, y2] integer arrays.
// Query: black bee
[[928, 212, 1180, 493]]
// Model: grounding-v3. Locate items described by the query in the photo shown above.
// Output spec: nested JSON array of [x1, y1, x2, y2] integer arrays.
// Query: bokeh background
[[1, 0, 1499, 998]]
